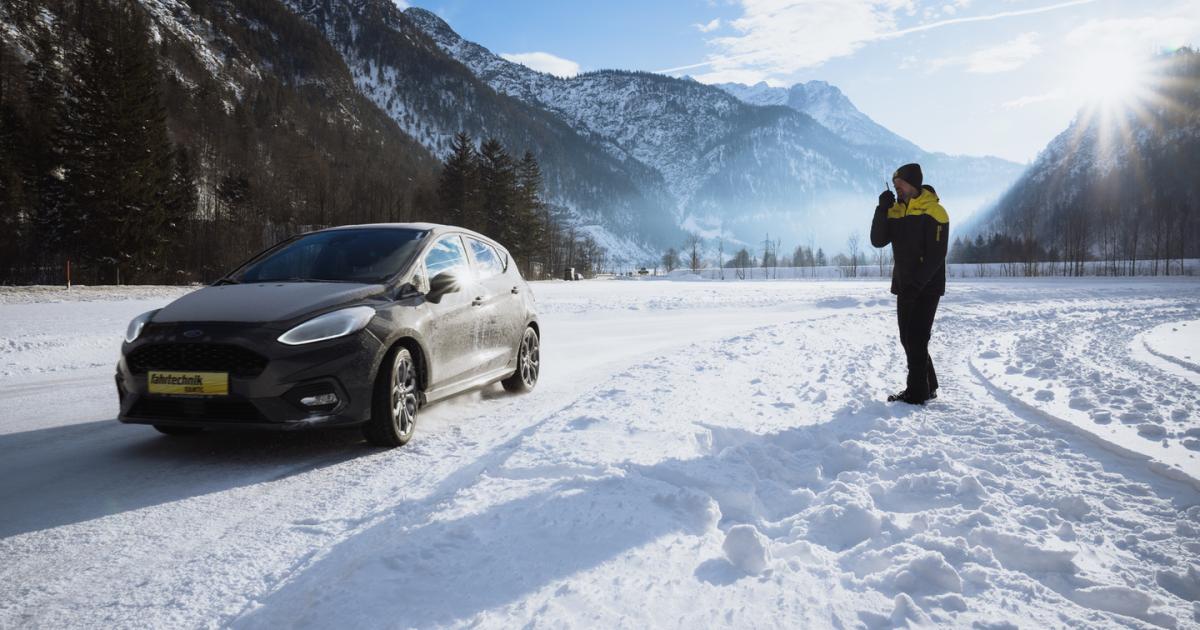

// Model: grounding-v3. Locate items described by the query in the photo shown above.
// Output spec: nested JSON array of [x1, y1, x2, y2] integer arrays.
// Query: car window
[[235, 228, 427, 284], [468, 238, 505, 279], [424, 235, 469, 278]]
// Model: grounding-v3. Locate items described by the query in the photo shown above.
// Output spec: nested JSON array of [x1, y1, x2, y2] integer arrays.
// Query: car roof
[[315, 223, 506, 250]]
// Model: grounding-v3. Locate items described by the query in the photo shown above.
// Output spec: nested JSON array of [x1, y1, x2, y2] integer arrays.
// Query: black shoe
[[887, 389, 932, 405], [887, 389, 937, 402]]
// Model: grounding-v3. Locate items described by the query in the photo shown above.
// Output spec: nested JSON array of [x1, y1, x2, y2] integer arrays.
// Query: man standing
[[870, 163, 949, 405]]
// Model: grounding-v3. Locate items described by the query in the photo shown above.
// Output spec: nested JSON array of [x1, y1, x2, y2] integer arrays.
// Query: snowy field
[[2, 278, 1199, 629]]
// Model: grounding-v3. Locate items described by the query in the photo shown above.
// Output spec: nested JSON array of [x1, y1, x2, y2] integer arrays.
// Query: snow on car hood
[[152, 282, 385, 324]]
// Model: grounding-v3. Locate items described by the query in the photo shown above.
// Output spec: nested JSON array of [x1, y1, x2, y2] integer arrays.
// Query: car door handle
[[511, 286, 520, 294], [472, 296, 485, 306]]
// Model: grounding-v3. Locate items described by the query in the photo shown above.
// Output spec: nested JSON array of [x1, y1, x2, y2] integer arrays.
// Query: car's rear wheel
[[364, 347, 419, 447], [502, 327, 539, 393], [153, 424, 203, 436]]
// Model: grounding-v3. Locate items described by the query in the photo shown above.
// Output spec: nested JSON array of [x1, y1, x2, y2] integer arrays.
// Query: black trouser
[[896, 291, 940, 399]]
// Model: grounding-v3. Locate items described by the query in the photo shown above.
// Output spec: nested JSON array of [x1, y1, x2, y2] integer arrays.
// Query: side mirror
[[391, 282, 422, 301], [426, 271, 460, 303]]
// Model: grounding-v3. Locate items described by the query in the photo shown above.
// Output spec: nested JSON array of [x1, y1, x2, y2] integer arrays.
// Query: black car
[[116, 223, 540, 447]]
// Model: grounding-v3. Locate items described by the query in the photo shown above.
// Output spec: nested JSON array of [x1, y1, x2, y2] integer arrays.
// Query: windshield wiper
[[213, 278, 240, 286]]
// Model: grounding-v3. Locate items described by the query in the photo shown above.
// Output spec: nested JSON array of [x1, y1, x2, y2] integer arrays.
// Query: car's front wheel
[[502, 326, 539, 393], [364, 347, 419, 447]]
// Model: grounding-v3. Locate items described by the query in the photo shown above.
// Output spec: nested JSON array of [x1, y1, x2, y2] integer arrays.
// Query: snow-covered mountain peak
[[718, 80, 917, 152]]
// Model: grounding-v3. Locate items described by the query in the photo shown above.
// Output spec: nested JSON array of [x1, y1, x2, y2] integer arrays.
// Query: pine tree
[[436, 131, 478, 228], [64, 0, 176, 281], [160, 146, 198, 276], [24, 24, 71, 259], [513, 150, 546, 272], [0, 43, 25, 275], [477, 137, 515, 238]]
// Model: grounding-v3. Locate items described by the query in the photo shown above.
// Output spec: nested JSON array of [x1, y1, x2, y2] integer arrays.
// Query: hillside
[[966, 49, 1200, 273], [0, 0, 440, 282]]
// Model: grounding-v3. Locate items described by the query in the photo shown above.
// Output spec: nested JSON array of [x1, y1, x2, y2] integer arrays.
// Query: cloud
[[661, 0, 1097, 82], [1065, 13, 1199, 52], [500, 52, 581, 78], [929, 32, 1042, 74], [694, 18, 722, 33], [390, 0, 409, 8], [1001, 89, 1065, 109], [681, 0, 904, 83]]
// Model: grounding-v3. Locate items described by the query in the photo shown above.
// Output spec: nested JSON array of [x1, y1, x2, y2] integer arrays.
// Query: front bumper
[[116, 322, 386, 430]]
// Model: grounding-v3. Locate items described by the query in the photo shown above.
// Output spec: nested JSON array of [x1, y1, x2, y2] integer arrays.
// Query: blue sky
[[401, 0, 1199, 163]]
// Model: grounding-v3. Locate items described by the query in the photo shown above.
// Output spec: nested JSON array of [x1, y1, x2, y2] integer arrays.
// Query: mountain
[[965, 49, 1200, 270], [716, 80, 1025, 227], [406, 7, 1024, 251], [278, 0, 680, 262], [716, 81, 919, 152], [3, 0, 1031, 274]]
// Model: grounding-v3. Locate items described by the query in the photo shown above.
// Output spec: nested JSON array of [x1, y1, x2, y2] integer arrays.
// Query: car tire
[[153, 424, 203, 436], [363, 346, 419, 447], [502, 327, 539, 393]]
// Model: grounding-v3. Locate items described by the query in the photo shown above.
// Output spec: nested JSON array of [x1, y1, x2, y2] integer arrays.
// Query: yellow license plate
[[148, 371, 229, 396]]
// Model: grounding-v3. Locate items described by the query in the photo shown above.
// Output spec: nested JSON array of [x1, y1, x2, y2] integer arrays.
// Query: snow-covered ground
[[2, 278, 1199, 628]]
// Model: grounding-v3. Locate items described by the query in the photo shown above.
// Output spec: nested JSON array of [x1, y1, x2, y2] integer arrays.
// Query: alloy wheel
[[391, 354, 418, 436], [519, 329, 540, 388]]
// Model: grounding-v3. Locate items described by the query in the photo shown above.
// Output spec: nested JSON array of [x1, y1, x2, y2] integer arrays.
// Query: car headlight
[[125, 310, 159, 343], [277, 306, 376, 346]]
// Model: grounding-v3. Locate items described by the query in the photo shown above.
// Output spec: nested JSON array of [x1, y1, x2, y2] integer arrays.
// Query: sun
[[1060, 47, 1172, 162], [1071, 50, 1152, 113]]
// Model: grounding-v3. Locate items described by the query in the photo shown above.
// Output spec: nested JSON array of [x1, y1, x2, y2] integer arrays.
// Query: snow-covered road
[[2, 279, 1199, 628]]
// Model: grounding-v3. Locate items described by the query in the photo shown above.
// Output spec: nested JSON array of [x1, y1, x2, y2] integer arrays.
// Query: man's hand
[[878, 190, 896, 209]]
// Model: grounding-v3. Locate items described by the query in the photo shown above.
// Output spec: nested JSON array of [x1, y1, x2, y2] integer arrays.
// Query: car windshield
[[233, 229, 428, 284]]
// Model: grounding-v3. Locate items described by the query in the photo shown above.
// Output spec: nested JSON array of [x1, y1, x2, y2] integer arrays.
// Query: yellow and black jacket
[[870, 185, 949, 296]]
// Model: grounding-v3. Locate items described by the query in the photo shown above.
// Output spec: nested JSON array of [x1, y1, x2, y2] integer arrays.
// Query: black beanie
[[893, 163, 923, 189]]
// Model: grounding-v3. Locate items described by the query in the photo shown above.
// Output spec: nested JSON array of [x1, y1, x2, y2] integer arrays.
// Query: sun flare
[[1072, 50, 1153, 112]]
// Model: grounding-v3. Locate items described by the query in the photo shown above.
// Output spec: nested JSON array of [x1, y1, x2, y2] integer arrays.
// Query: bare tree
[[874, 245, 891, 278], [847, 231, 861, 278], [683, 232, 705, 272]]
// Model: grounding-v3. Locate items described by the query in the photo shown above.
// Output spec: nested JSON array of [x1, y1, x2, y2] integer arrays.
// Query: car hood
[[153, 282, 386, 324]]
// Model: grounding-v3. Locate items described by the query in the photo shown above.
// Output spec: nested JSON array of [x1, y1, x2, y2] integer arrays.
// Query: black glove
[[878, 190, 895, 209]]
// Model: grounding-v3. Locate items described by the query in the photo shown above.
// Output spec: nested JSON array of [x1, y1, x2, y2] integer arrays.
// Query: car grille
[[129, 397, 265, 423], [126, 343, 268, 377]]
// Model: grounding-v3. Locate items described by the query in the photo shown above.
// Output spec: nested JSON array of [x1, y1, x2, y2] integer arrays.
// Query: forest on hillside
[[957, 48, 1200, 276], [0, 0, 607, 285]]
